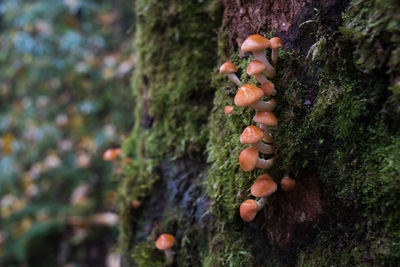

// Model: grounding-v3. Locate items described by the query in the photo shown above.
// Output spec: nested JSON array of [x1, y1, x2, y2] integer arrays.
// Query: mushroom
[[103, 148, 121, 161], [261, 81, 277, 96], [155, 233, 176, 265], [224, 105, 234, 115], [251, 174, 277, 198], [247, 60, 270, 84], [131, 199, 141, 208], [270, 37, 283, 66], [241, 34, 275, 78], [239, 199, 258, 222], [240, 125, 274, 154], [219, 62, 241, 87], [253, 111, 278, 143], [239, 146, 274, 172], [280, 175, 296, 191], [234, 84, 276, 111]]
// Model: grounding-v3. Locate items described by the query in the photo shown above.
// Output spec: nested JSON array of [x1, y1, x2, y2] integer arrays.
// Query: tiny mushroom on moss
[[235, 84, 276, 111], [247, 60, 270, 84], [224, 105, 234, 115], [253, 111, 278, 143], [103, 148, 121, 161], [281, 175, 296, 191], [251, 174, 277, 198], [240, 199, 258, 222], [155, 233, 176, 265], [241, 34, 275, 78], [240, 125, 274, 154], [270, 37, 283, 66], [131, 199, 141, 208], [219, 62, 241, 87], [261, 81, 277, 96], [239, 146, 274, 172]]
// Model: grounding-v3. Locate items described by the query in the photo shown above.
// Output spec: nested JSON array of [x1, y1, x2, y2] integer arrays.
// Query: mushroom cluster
[[220, 34, 296, 222]]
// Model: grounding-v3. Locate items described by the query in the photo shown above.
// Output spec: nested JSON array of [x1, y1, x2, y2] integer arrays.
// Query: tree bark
[[119, 0, 400, 266]]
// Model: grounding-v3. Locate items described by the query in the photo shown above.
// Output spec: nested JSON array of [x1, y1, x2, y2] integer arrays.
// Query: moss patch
[[117, 0, 220, 265]]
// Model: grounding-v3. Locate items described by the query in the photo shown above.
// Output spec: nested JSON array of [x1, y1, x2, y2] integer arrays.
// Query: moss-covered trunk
[[118, 0, 400, 266]]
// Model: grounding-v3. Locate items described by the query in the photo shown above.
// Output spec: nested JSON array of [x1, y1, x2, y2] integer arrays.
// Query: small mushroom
[[247, 60, 270, 84], [155, 233, 176, 265], [241, 35, 275, 78], [261, 81, 277, 96], [251, 174, 277, 198], [240, 199, 258, 222], [240, 126, 274, 154], [235, 84, 276, 111], [253, 111, 278, 143], [239, 146, 274, 172], [131, 200, 141, 208], [281, 175, 296, 191], [224, 105, 234, 115], [103, 148, 121, 161], [219, 62, 241, 87], [270, 37, 283, 66]]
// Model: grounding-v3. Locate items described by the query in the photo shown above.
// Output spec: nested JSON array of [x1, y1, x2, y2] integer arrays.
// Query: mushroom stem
[[255, 73, 269, 84], [164, 249, 174, 265], [228, 73, 241, 87], [256, 157, 274, 169], [255, 141, 274, 154], [258, 123, 273, 143], [256, 197, 266, 211], [271, 49, 279, 66], [251, 98, 276, 111], [253, 51, 276, 78]]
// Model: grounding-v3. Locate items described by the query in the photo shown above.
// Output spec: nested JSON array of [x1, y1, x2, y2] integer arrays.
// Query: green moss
[[118, 0, 220, 265], [340, 0, 400, 78], [131, 238, 165, 267]]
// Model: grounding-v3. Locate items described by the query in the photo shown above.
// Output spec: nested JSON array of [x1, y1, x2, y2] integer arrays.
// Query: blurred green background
[[0, 0, 134, 265]]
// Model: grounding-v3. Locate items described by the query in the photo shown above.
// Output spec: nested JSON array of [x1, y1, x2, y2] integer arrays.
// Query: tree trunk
[[118, 0, 400, 266]]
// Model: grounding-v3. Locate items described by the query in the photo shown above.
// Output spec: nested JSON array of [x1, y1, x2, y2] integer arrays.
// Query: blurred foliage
[[0, 0, 134, 265]]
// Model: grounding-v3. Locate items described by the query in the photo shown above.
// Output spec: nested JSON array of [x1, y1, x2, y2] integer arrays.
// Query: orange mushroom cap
[[234, 84, 264, 107], [251, 174, 277, 198], [253, 111, 277, 126], [103, 149, 117, 161], [270, 37, 283, 49], [224, 105, 234, 115], [131, 200, 141, 208], [239, 147, 259, 172], [219, 62, 238, 73], [240, 126, 264, 144], [241, 35, 270, 52], [240, 199, 258, 222], [281, 177, 296, 191], [261, 81, 275, 96], [247, 60, 266, 76], [155, 234, 176, 250], [114, 148, 122, 156]]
